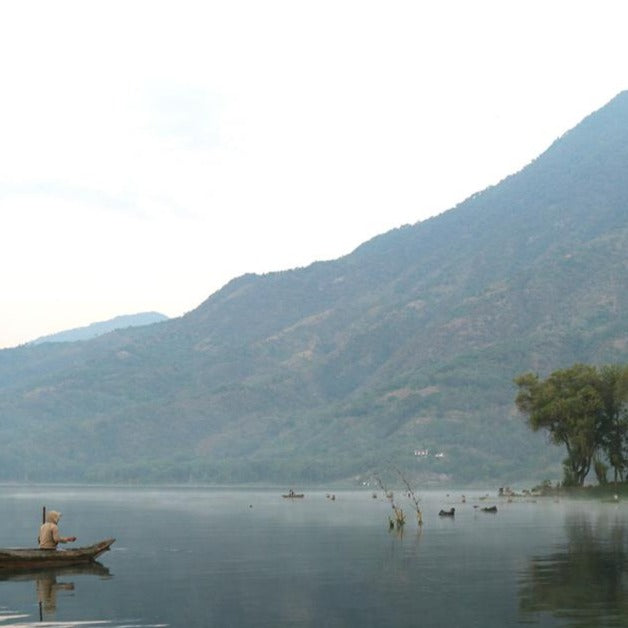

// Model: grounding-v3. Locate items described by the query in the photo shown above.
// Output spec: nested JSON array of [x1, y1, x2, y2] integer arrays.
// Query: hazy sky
[[1, 1, 626, 348]]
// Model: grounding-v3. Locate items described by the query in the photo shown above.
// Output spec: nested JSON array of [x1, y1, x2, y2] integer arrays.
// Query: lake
[[0, 486, 626, 627]]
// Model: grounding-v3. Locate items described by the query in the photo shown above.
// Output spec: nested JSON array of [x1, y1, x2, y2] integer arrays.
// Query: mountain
[[0, 93, 626, 486], [29, 312, 169, 345]]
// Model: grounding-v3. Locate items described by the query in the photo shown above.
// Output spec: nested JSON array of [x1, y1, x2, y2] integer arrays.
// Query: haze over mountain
[[29, 312, 169, 345], [0, 93, 626, 486]]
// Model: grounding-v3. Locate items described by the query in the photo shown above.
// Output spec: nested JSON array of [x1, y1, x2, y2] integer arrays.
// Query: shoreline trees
[[515, 364, 628, 486]]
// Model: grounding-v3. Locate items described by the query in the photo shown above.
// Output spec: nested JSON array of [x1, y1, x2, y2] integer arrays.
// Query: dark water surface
[[0, 486, 626, 627]]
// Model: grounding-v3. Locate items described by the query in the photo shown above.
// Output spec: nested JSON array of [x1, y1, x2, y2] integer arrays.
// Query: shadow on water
[[0, 562, 111, 623], [518, 512, 628, 627]]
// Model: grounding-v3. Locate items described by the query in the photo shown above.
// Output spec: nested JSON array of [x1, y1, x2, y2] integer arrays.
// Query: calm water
[[0, 486, 626, 627]]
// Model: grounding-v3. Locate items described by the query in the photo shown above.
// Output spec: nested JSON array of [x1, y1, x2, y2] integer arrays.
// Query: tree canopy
[[515, 364, 628, 486]]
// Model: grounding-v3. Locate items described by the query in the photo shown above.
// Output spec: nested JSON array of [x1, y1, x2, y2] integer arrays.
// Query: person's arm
[[52, 524, 77, 544]]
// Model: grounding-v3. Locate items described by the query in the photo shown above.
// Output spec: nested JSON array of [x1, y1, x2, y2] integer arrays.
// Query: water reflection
[[519, 512, 628, 626], [0, 562, 110, 622]]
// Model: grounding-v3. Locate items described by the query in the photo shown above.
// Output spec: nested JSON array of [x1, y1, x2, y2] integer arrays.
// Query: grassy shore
[[547, 482, 628, 500]]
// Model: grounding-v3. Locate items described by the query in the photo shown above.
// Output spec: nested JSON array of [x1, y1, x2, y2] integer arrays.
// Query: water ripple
[[0, 611, 167, 628]]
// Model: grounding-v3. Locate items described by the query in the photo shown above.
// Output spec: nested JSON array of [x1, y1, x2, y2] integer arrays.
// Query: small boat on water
[[282, 491, 304, 498], [439, 508, 455, 517], [0, 538, 115, 569], [481, 505, 498, 513]]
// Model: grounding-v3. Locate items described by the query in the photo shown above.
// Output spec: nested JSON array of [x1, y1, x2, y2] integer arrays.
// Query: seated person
[[38, 510, 77, 549]]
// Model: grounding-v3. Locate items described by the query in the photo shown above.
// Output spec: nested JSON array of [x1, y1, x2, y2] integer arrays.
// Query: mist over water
[[1, 487, 626, 627]]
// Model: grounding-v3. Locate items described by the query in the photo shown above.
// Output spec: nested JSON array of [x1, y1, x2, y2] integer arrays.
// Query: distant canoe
[[0, 538, 115, 569], [481, 505, 498, 513], [439, 508, 455, 516], [282, 493, 304, 498]]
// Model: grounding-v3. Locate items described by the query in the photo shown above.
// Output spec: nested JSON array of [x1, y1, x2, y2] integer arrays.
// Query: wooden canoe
[[0, 538, 115, 569], [282, 493, 304, 498]]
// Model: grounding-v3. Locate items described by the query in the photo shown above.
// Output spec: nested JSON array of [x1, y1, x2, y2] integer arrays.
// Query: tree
[[596, 365, 628, 482], [515, 364, 603, 486]]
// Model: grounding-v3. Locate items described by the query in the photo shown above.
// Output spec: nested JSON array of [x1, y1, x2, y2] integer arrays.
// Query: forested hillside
[[0, 93, 626, 485]]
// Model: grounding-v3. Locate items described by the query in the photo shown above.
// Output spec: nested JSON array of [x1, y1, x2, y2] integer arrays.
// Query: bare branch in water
[[373, 473, 405, 528], [393, 466, 423, 526]]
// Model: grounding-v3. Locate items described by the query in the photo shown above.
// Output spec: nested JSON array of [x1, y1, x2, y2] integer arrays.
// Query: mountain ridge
[[0, 92, 626, 485], [28, 312, 169, 345]]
